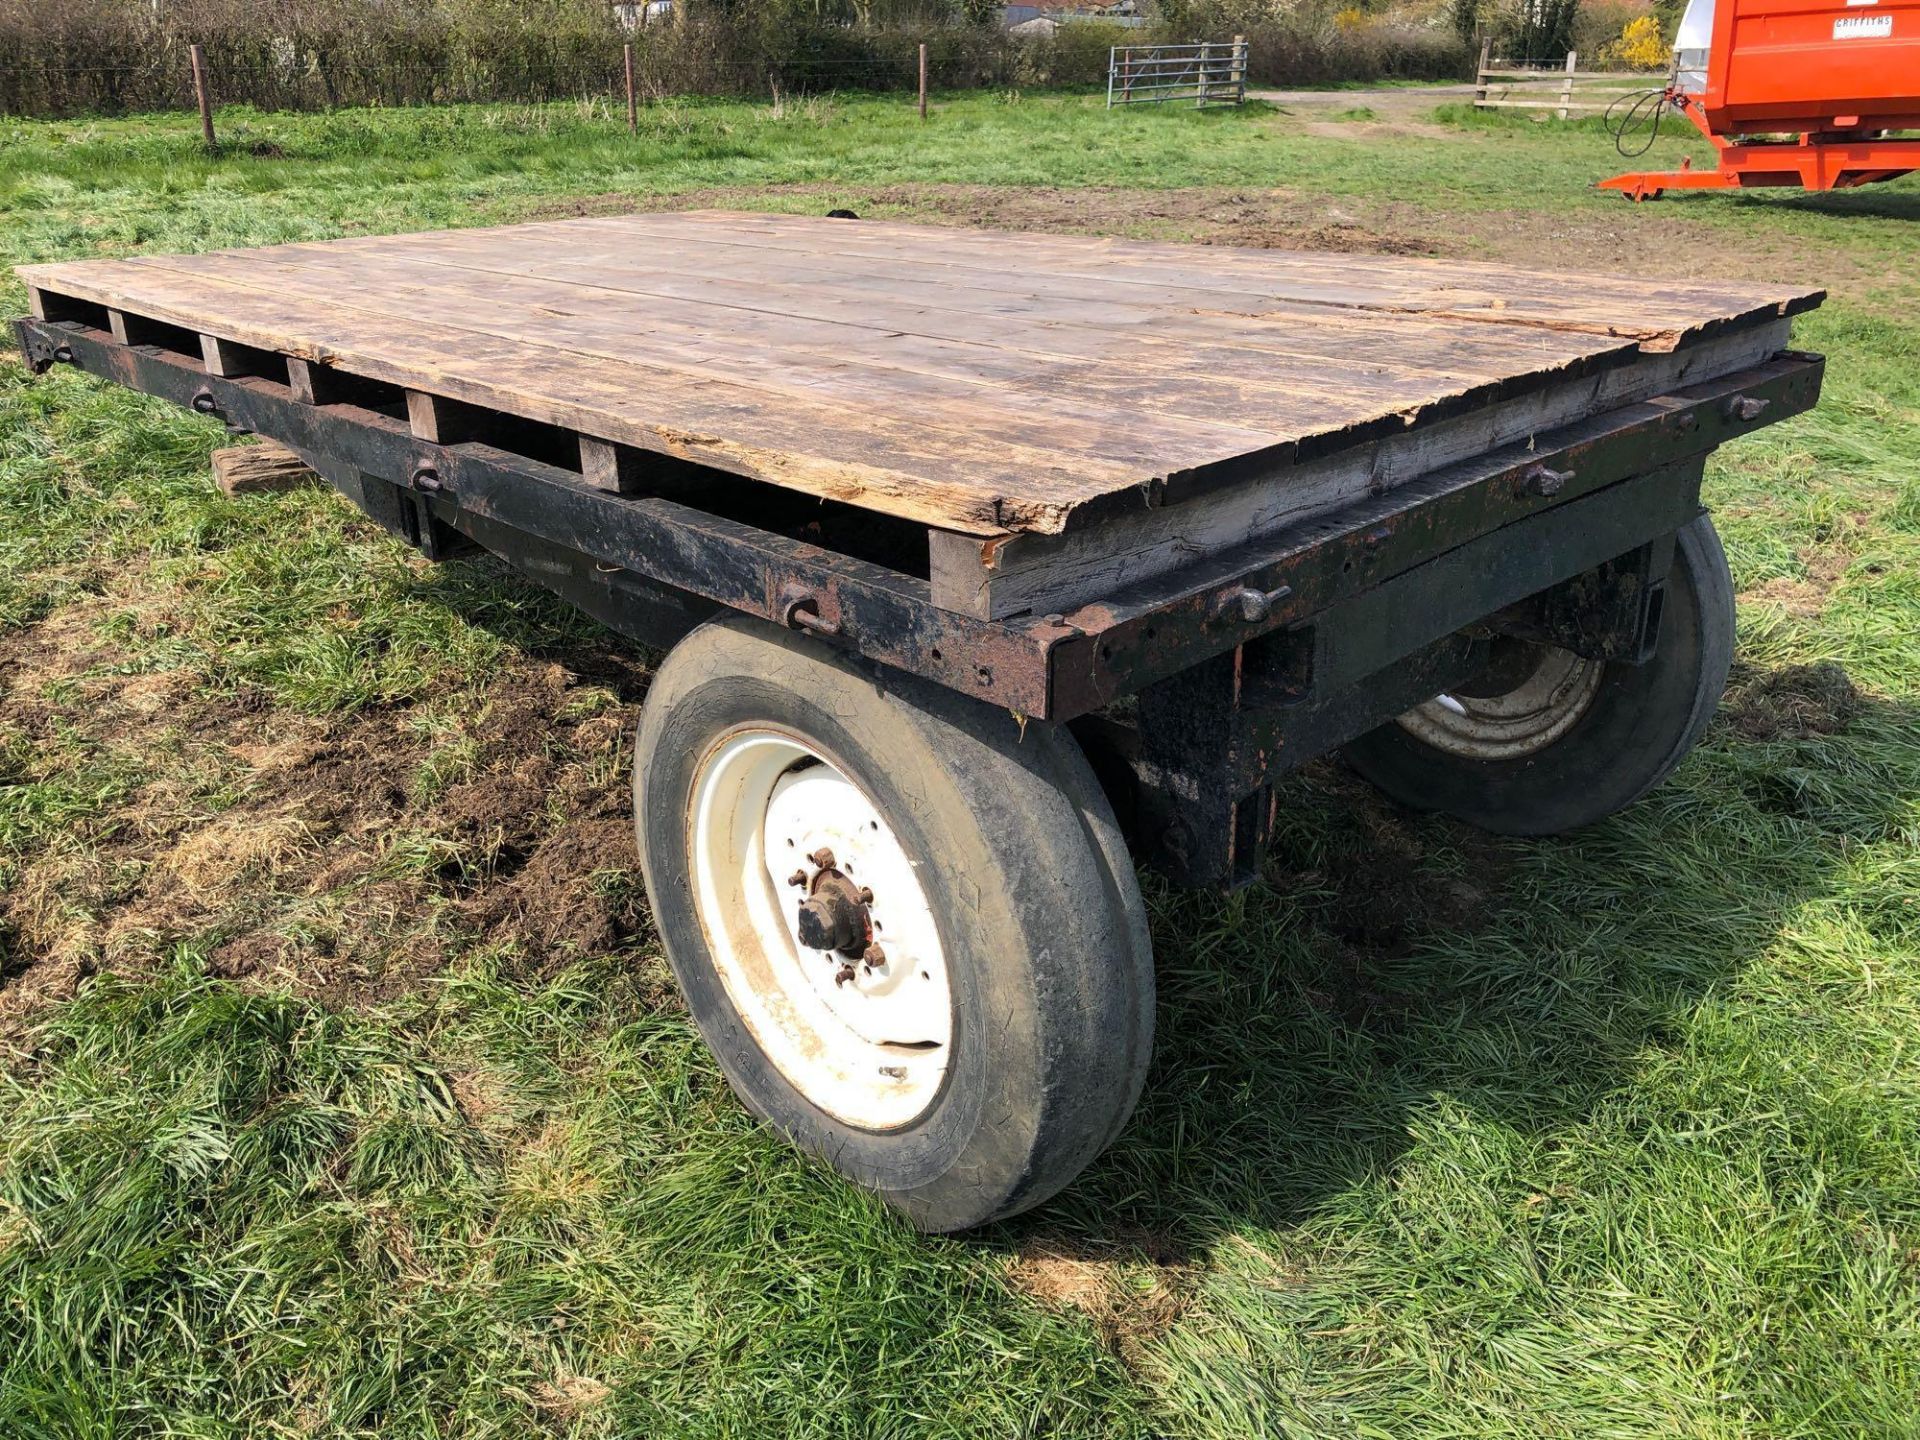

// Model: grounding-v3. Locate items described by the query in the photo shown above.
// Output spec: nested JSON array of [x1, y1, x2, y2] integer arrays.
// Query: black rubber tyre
[[632, 614, 1153, 1232], [1342, 515, 1736, 836]]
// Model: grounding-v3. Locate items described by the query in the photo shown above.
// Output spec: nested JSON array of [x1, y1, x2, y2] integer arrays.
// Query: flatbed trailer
[[15, 212, 1824, 1230]]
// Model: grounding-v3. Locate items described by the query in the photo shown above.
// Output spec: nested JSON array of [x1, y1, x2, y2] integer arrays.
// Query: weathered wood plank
[[211, 440, 321, 496], [287, 356, 397, 408], [233, 242, 1571, 443], [133, 246, 1294, 467], [328, 221, 1630, 389], [201, 332, 285, 380]]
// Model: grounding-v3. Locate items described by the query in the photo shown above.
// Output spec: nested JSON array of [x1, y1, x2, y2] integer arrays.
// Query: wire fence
[[1, 16, 1474, 122]]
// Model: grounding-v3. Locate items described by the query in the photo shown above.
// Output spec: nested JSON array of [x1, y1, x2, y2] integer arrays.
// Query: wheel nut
[[858, 887, 874, 905], [862, 943, 886, 970], [834, 963, 857, 986], [809, 847, 836, 870], [787, 869, 809, 888]]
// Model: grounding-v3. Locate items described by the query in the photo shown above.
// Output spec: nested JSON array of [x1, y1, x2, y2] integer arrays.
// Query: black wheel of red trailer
[[1342, 514, 1736, 836], [631, 613, 1154, 1232]]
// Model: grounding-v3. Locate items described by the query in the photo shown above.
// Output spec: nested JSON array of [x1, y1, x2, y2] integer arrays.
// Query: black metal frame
[[16, 311, 1824, 887]]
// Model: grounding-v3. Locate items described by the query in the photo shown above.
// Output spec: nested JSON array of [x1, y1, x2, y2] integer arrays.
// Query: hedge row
[[0, 0, 1469, 118]]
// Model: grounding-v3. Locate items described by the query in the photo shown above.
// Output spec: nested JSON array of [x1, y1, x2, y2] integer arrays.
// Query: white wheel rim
[[687, 727, 952, 1131], [1398, 645, 1605, 760]]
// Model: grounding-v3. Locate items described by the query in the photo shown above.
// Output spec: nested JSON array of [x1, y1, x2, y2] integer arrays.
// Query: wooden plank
[[201, 332, 285, 380], [405, 389, 455, 442], [161, 245, 1728, 545], [580, 435, 641, 494], [927, 320, 1791, 618], [198, 231, 1672, 476], [1476, 100, 1621, 109], [244, 211, 1807, 364], [1480, 68, 1650, 80], [1475, 100, 1636, 112], [169, 247, 1603, 479], [287, 356, 397, 408], [51, 213, 1811, 386], [211, 440, 321, 496], [286, 356, 323, 405], [108, 307, 197, 351]]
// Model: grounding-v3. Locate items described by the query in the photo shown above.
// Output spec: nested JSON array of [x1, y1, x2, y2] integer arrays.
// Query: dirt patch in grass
[[530, 1373, 613, 1419], [618, 181, 1452, 259], [0, 586, 665, 1042], [1299, 118, 1458, 142], [1006, 1227, 1196, 1360], [1722, 660, 1862, 741], [1743, 545, 1853, 618]]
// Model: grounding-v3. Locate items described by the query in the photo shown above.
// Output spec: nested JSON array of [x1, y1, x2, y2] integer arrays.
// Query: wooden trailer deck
[[20, 211, 1825, 635], [20, 212, 1818, 537]]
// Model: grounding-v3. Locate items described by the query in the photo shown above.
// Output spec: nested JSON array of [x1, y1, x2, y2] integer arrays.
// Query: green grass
[[2, 93, 1918, 1438]]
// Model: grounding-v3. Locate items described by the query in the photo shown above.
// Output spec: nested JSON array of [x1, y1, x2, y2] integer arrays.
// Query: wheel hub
[[791, 849, 871, 954], [789, 848, 889, 985]]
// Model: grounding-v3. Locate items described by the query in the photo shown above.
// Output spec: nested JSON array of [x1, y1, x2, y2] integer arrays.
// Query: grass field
[[1, 91, 1917, 1438]]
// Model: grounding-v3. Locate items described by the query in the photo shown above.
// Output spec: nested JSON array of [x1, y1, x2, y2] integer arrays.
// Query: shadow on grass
[[987, 660, 1916, 1264], [1738, 187, 1920, 224]]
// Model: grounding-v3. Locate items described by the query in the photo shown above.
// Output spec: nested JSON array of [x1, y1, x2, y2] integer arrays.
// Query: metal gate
[[1107, 38, 1249, 108]]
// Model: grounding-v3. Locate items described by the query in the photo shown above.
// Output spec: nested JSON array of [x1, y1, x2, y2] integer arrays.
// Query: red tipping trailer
[[1602, 0, 1920, 199]]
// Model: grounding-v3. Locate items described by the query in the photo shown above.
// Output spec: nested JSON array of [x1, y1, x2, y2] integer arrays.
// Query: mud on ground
[[0, 553, 671, 1044]]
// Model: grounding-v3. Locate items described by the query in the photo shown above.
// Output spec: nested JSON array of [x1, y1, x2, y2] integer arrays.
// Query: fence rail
[[1108, 38, 1248, 109], [1472, 41, 1663, 119]]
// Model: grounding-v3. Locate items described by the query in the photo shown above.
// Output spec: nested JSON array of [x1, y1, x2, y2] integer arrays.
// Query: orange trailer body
[[1601, 0, 1920, 199]]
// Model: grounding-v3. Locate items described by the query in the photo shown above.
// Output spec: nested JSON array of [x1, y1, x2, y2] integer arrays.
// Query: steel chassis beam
[[16, 316, 1821, 738]]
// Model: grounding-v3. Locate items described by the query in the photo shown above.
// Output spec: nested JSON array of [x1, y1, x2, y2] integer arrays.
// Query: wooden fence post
[[624, 42, 637, 132], [1557, 49, 1576, 121], [190, 42, 216, 153], [1230, 33, 1246, 103], [1474, 35, 1491, 109], [918, 43, 928, 119]]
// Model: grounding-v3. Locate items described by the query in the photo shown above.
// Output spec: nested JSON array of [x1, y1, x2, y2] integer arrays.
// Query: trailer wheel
[[1343, 515, 1735, 836], [632, 614, 1153, 1232]]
